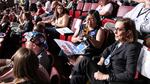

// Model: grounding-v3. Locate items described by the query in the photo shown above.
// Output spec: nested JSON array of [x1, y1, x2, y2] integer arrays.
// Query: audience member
[[105, 0, 150, 39], [45, 0, 51, 14], [18, 12, 34, 34], [44, 3, 70, 28], [43, 3, 70, 40], [96, 0, 113, 18], [36, 2, 45, 16], [124, 0, 150, 38], [0, 14, 10, 33], [70, 18, 142, 84], [114, 0, 138, 6], [40, 1, 60, 19], [24, 31, 51, 72], [0, 47, 50, 83], [71, 10, 106, 58], [12, 47, 50, 84], [65, 0, 74, 10]]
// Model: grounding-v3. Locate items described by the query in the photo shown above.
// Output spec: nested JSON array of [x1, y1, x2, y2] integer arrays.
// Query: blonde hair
[[13, 47, 41, 83]]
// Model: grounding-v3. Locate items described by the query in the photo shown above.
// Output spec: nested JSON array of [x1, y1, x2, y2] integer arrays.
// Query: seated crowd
[[0, 0, 150, 84]]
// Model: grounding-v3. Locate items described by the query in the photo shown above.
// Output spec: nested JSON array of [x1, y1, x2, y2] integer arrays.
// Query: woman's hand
[[94, 71, 109, 80], [97, 57, 104, 65], [76, 36, 83, 42]]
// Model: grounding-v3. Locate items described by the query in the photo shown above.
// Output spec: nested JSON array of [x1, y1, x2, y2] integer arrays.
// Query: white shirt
[[45, 1, 51, 13], [96, 3, 113, 15], [124, 3, 150, 33]]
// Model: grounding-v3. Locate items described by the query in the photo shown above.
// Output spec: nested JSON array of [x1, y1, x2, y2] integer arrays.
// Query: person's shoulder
[[63, 13, 69, 17], [46, 1, 50, 4], [135, 3, 145, 8], [107, 3, 113, 6], [126, 42, 142, 49]]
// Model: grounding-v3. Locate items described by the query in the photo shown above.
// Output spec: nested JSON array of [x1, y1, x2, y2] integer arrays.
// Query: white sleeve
[[45, 1, 50, 10], [124, 3, 143, 18], [100, 3, 113, 14], [96, 5, 102, 12]]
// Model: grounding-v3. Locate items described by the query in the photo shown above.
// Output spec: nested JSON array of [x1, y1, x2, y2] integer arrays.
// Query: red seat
[[91, 3, 99, 10], [71, 18, 82, 33], [81, 12, 88, 17], [101, 6, 134, 27], [102, 18, 116, 26], [74, 10, 81, 18], [68, 18, 82, 41], [117, 6, 134, 17], [76, 1, 84, 10], [59, 18, 82, 41], [81, 3, 92, 16], [69, 9, 74, 17], [82, 3, 92, 12]]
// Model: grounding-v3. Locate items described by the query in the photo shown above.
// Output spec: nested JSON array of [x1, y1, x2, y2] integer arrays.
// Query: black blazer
[[102, 41, 142, 83]]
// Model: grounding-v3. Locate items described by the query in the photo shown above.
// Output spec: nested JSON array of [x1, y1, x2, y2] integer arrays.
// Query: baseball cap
[[24, 32, 48, 49]]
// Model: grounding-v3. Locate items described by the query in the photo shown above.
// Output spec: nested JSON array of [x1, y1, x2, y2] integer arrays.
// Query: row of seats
[[69, 1, 134, 19], [69, 2, 99, 18]]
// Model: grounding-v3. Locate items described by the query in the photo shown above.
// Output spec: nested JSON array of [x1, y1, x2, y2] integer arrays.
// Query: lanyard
[[136, 8, 150, 18], [104, 44, 119, 65]]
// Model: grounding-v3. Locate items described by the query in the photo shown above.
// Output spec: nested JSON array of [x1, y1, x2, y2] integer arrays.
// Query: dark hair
[[1, 14, 9, 22], [143, 34, 150, 48], [37, 3, 42, 8], [24, 12, 32, 20], [33, 22, 45, 33], [88, 10, 102, 28], [34, 16, 42, 24]]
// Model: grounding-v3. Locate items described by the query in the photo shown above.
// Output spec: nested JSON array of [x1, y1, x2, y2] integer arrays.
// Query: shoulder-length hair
[[54, 3, 68, 19], [24, 11, 32, 21], [87, 10, 102, 28], [12, 47, 40, 82], [117, 18, 138, 43]]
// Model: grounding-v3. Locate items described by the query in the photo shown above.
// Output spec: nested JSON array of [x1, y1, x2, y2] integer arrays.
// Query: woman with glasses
[[70, 18, 142, 84], [43, 3, 69, 28], [71, 10, 107, 58]]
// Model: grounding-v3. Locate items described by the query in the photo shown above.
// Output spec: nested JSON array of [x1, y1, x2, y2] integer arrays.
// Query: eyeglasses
[[114, 27, 126, 32], [57, 8, 63, 9]]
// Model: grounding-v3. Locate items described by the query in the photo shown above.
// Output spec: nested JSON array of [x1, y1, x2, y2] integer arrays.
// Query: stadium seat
[[117, 6, 134, 17], [69, 9, 74, 17], [71, 18, 82, 32], [82, 3, 92, 12], [91, 3, 99, 10], [81, 3, 92, 16], [74, 10, 82, 18], [59, 18, 82, 41], [76, 1, 84, 10]]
